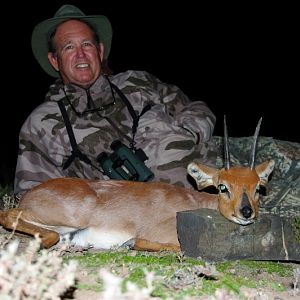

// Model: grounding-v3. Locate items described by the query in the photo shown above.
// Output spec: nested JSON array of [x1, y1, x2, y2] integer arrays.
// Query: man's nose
[[76, 46, 85, 57]]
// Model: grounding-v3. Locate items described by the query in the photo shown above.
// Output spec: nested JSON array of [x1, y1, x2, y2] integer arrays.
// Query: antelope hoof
[[121, 238, 136, 249], [41, 232, 60, 249]]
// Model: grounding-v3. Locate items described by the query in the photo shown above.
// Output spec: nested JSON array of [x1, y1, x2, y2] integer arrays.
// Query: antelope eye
[[218, 184, 228, 193], [256, 185, 266, 196]]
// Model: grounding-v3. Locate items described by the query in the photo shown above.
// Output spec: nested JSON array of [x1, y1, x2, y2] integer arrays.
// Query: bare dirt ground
[[1, 227, 299, 300]]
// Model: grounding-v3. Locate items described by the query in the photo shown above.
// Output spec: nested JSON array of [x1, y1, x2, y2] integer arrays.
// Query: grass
[[293, 217, 300, 244], [65, 249, 296, 299]]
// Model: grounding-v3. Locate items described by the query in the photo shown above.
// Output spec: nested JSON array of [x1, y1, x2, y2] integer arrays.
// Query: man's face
[[48, 19, 104, 88]]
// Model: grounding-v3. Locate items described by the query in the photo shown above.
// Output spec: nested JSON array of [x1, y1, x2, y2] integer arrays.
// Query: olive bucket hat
[[31, 4, 112, 78]]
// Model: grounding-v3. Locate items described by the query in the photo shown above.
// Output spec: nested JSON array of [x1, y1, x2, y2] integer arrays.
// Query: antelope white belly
[[67, 227, 134, 249]]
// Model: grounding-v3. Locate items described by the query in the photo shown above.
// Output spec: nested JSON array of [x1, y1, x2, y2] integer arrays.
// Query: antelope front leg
[[134, 238, 180, 252], [0, 209, 59, 248]]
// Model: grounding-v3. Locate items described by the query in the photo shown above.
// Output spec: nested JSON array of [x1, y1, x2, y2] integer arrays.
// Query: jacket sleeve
[[143, 72, 216, 142], [123, 71, 217, 184], [14, 113, 66, 197], [163, 86, 215, 142]]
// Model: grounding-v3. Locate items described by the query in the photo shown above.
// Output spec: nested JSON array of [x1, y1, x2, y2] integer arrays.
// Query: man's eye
[[82, 42, 93, 47], [64, 45, 74, 50]]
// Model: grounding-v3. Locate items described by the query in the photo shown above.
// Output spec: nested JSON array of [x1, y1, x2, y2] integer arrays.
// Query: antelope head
[[187, 116, 275, 225]]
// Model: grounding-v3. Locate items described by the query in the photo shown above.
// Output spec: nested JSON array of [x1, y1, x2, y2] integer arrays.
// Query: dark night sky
[[1, 1, 298, 185]]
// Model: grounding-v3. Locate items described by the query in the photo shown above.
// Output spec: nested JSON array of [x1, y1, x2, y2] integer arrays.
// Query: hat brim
[[31, 15, 112, 78]]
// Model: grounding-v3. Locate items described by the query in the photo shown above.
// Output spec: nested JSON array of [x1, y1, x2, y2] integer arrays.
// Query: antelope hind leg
[[0, 208, 59, 248]]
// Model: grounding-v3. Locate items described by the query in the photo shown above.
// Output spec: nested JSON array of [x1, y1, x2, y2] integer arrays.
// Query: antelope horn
[[249, 117, 262, 170], [223, 115, 231, 170]]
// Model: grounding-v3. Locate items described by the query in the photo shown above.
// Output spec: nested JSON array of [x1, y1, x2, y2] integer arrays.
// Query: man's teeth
[[77, 63, 88, 68]]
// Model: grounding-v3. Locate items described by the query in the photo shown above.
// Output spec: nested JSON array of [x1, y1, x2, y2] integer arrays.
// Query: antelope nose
[[241, 206, 252, 219]]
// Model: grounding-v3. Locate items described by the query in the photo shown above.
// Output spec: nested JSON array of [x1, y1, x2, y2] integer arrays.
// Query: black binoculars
[[97, 140, 154, 182]]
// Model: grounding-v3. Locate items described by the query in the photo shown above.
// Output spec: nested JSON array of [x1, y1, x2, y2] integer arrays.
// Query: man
[[14, 5, 217, 196]]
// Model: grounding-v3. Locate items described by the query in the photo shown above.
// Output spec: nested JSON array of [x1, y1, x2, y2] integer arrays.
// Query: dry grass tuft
[[0, 232, 77, 299]]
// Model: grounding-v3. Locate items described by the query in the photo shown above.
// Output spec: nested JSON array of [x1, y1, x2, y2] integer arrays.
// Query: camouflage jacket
[[14, 70, 217, 195]]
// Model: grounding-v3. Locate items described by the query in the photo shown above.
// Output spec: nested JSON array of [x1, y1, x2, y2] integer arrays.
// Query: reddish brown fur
[[0, 159, 274, 251], [217, 167, 260, 222]]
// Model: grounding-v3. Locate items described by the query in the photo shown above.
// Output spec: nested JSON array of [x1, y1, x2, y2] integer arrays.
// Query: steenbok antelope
[[0, 118, 274, 252]]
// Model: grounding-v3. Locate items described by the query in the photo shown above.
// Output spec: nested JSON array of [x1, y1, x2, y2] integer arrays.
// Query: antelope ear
[[255, 159, 275, 186], [187, 162, 219, 190]]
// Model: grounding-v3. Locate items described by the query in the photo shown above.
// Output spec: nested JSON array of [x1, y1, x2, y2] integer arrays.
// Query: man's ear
[[98, 42, 105, 62], [48, 52, 59, 71]]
